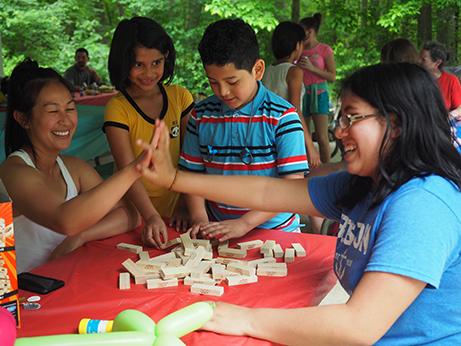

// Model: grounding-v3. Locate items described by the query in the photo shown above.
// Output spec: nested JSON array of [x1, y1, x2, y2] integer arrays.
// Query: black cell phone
[[18, 272, 65, 294]]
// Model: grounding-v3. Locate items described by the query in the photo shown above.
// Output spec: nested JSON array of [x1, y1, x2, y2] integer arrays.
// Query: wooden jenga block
[[192, 239, 212, 252], [260, 240, 276, 255], [284, 248, 295, 263], [218, 247, 247, 259], [291, 243, 306, 257], [180, 233, 196, 256], [257, 263, 288, 277], [237, 239, 264, 250], [225, 274, 258, 286], [147, 278, 179, 289], [136, 260, 163, 271], [226, 262, 256, 277], [183, 276, 216, 286], [216, 257, 249, 266], [172, 246, 189, 264], [117, 243, 142, 254], [161, 237, 182, 249], [190, 283, 224, 296], [191, 260, 213, 278], [149, 252, 176, 261], [160, 265, 191, 280], [222, 269, 240, 278], [273, 244, 284, 258], [122, 258, 160, 284], [211, 263, 225, 280], [263, 252, 273, 258], [247, 257, 277, 267], [150, 258, 182, 267], [119, 272, 130, 290], [184, 246, 206, 269], [139, 251, 150, 261], [217, 240, 229, 248], [203, 251, 213, 260]]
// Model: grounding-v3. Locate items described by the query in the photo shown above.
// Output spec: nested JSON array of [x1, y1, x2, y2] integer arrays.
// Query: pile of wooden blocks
[[117, 233, 306, 297]]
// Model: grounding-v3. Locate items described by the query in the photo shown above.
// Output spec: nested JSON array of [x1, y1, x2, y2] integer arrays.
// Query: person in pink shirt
[[298, 13, 336, 164]]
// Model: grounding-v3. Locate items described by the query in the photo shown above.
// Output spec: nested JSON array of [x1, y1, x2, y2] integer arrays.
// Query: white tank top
[[262, 62, 297, 101], [10, 150, 78, 273]]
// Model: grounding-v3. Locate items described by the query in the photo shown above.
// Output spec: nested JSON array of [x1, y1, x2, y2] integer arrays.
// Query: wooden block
[[257, 265, 287, 277], [284, 248, 295, 263], [136, 260, 163, 271], [184, 246, 206, 269], [273, 244, 284, 258], [225, 274, 258, 286], [118, 273, 131, 290], [151, 258, 182, 267], [184, 276, 216, 286], [172, 246, 189, 264], [260, 240, 276, 255], [226, 262, 256, 276], [291, 243, 306, 257], [161, 237, 182, 249], [218, 247, 247, 259], [160, 265, 191, 280], [180, 233, 196, 256], [247, 257, 277, 267], [149, 252, 176, 261], [215, 257, 249, 266], [190, 283, 224, 296], [146, 278, 179, 289], [191, 260, 213, 278], [263, 252, 274, 258], [237, 239, 264, 250], [203, 251, 213, 260], [122, 258, 146, 277], [222, 269, 241, 278], [211, 263, 225, 280], [139, 251, 150, 261], [258, 262, 287, 269], [117, 243, 142, 254], [192, 239, 212, 251]]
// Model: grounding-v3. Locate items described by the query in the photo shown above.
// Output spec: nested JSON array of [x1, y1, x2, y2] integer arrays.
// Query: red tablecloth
[[74, 90, 118, 106], [16, 225, 337, 345]]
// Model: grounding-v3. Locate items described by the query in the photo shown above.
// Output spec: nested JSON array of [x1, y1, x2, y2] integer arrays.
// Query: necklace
[[207, 98, 255, 165]]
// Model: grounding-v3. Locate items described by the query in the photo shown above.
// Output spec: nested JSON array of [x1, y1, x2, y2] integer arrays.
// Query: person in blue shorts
[[138, 62, 461, 344], [179, 19, 309, 242]]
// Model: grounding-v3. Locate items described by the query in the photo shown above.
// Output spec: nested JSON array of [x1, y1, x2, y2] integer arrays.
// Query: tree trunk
[[291, 0, 300, 23], [417, 4, 432, 47]]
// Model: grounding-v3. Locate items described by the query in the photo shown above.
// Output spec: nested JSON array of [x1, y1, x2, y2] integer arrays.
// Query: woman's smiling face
[[335, 90, 391, 180]]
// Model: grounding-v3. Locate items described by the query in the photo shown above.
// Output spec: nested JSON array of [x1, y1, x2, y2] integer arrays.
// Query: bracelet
[[168, 169, 179, 191]]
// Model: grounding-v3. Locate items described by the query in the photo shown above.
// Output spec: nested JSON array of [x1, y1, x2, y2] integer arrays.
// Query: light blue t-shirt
[[309, 171, 461, 345]]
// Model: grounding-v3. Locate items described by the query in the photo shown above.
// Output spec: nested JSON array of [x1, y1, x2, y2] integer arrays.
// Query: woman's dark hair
[[381, 38, 419, 64], [198, 19, 260, 73], [336, 63, 461, 209], [4, 58, 73, 159], [299, 13, 323, 34], [421, 41, 450, 70], [108, 17, 176, 90], [271, 22, 306, 60]]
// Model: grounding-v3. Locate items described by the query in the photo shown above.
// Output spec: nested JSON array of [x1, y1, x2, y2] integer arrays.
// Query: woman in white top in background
[[0, 59, 145, 272], [262, 21, 320, 171]]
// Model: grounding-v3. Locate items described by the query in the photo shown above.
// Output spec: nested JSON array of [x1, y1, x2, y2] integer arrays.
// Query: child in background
[[180, 19, 308, 242], [299, 13, 336, 164], [0, 59, 144, 273], [262, 21, 320, 170], [104, 17, 194, 249], [380, 37, 419, 64], [138, 62, 461, 345]]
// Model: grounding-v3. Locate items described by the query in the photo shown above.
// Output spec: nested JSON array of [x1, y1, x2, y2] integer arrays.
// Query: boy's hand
[[141, 214, 168, 249], [136, 119, 176, 189], [201, 302, 251, 336], [188, 218, 211, 239], [200, 219, 250, 242]]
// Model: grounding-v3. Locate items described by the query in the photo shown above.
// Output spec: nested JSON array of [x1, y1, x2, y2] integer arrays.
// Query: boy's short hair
[[198, 19, 260, 73], [272, 22, 306, 60]]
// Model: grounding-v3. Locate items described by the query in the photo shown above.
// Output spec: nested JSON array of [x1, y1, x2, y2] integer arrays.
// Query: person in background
[[104, 17, 194, 249], [180, 19, 308, 242], [63, 48, 103, 92], [298, 13, 336, 164], [419, 41, 461, 120], [262, 21, 321, 171], [381, 38, 419, 64], [0, 59, 144, 273], [138, 62, 461, 345]]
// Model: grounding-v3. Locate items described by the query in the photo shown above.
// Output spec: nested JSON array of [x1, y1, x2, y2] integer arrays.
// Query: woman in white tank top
[[0, 59, 148, 272]]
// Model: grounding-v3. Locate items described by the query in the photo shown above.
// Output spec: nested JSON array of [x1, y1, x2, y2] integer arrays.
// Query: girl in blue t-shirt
[[138, 62, 461, 345]]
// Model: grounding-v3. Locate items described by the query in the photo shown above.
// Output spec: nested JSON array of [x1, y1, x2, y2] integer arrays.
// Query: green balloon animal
[[14, 301, 214, 346]]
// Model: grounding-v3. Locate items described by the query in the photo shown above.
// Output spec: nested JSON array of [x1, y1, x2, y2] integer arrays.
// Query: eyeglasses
[[335, 113, 381, 130]]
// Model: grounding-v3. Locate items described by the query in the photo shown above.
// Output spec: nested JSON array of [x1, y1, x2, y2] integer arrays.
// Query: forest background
[[1, 0, 460, 101]]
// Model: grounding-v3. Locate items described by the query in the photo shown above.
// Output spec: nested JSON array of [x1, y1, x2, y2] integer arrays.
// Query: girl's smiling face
[[335, 90, 391, 180], [128, 46, 167, 95]]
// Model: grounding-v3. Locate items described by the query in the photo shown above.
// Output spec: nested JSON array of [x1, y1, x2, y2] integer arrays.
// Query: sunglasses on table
[[334, 113, 381, 130]]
